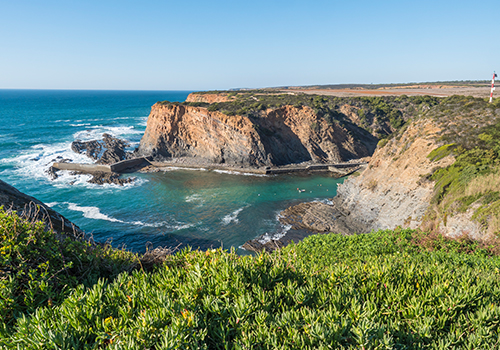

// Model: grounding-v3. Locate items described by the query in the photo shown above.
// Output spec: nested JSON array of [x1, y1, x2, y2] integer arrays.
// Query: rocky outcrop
[[71, 133, 131, 165], [277, 118, 455, 237], [0, 179, 82, 235], [62, 134, 137, 186], [138, 103, 376, 167], [331, 119, 455, 232]]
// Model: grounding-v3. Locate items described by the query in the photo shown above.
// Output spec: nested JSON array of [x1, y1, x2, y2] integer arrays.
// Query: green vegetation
[[426, 143, 455, 162], [3, 94, 500, 348], [423, 103, 500, 236], [2, 209, 500, 349], [0, 208, 138, 330]]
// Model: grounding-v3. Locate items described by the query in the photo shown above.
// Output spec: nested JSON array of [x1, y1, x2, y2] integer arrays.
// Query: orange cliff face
[[137, 103, 376, 167], [185, 92, 233, 104]]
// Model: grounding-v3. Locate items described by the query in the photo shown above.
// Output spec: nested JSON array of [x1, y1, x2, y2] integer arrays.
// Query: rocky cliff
[[276, 118, 453, 236], [0, 179, 82, 235], [185, 92, 233, 104], [277, 96, 500, 242], [329, 118, 455, 233], [138, 103, 376, 167]]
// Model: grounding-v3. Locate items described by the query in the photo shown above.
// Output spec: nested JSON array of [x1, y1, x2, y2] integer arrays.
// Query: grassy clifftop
[[413, 95, 500, 237], [1, 208, 500, 349], [172, 93, 440, 140]]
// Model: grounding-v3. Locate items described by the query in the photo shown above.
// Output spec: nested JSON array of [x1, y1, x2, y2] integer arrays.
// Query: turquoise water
[[0, 90, 343, 253]]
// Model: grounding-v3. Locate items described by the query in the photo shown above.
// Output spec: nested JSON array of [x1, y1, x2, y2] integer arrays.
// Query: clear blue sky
[[1, 0, 498, 90]]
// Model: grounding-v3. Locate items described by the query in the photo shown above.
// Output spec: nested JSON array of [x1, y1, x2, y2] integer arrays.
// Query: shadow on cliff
[[340, 120, 380, 159], [254, 118, 312, 166]]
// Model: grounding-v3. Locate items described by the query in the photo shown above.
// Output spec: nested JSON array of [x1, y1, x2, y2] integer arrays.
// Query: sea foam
[[221, 207, 246, 225]]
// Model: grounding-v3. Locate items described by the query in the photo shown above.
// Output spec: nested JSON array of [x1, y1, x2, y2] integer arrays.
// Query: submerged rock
[[70, 171, 135, 186], [241, 239, 284, 253]]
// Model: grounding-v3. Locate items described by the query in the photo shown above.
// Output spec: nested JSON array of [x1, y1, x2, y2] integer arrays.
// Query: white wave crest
[[312, 198, 334, 205], [257, 211, 292, 244], [66, 202, 192, 231], [70, 123, 91, 127], [72, 125, 141, 142], [221, 207, 245, 225], [67, 203, 124, 223], [185, 193, 203, 203]]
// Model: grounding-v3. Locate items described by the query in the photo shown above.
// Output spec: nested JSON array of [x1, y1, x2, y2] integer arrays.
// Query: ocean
[[0, 90, 344, 253]]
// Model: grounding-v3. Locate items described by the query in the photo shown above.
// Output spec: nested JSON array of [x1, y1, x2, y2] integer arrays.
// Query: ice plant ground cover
[[1, 209, 500, 349]]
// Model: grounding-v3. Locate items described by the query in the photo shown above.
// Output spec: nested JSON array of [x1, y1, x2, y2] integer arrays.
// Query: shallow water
[[0, 90, 343, 253]]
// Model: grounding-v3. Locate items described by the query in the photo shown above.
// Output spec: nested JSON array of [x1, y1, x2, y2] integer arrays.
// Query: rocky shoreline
[[140, 157, 367, 176], [49, 134, 139, 186]]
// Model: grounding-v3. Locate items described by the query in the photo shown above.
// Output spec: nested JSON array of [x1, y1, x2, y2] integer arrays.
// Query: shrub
[[0, 207, 138, 328], [377, 139, 388, 148], [427, 143, 456, 162], [3, 230, 500, 349]]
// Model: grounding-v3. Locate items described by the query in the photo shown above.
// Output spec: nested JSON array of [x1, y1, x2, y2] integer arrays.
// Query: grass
[[1, 214, 500, 348], [424, 117, 500, 236]]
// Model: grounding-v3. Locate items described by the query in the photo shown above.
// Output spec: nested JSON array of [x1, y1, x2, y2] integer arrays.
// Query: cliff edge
[[0, 179, 82, 235], [138, 102, 375, 167]]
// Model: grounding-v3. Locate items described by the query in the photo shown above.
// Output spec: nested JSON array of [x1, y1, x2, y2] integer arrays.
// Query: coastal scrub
[[2, 225, 500, 349]]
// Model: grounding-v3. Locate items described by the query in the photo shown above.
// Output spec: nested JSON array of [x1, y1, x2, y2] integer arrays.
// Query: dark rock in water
[[278, 200, 368, 236], [71, 139, 102, 160], [83, 171, 134, 186], [279, 201, 337, 233], [50, 157, 71, 163], [0, 179, 82, 235], [242, 202, 345, 253], [45, 166, 60, 180], [71, 133, 131, 165]]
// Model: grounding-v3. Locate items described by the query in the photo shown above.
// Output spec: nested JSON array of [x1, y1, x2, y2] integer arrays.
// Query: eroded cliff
[[331, 119, 455, 233], [185, 92, 234, 104], [278, 95, 500, 242], [138, 103, 376, 167]]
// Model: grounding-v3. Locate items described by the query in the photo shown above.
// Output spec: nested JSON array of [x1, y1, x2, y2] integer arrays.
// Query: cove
[[43, 169, 343, 253]]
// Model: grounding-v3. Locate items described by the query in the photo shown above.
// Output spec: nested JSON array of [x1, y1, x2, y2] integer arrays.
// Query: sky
[[1, 0, 498, 90]]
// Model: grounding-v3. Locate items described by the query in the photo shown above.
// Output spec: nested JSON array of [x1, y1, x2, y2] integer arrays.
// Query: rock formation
[[274, 117, 484, 242], [64, 134, 136, 186], [138, 103, 376, 167], [0, 179, 82, 235], [326, 118, 455, 234], [71, 133, 131, 165], [185, 92, 234, 104]]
